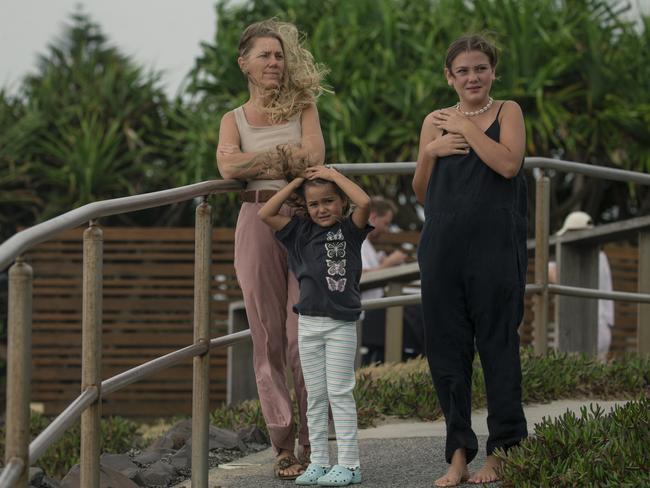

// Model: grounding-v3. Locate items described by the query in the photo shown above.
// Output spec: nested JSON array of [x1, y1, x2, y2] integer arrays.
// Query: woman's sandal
[[295, 464, 330, 485], [275, 453, 305, 480], [317, 464, 362, 486]]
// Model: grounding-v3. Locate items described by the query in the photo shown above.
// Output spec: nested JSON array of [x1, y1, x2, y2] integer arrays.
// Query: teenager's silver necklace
[[455, 97, 494, 117]]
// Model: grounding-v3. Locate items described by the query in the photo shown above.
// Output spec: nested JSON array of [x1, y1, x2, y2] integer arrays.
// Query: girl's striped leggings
[[298, 314, 360, 468]]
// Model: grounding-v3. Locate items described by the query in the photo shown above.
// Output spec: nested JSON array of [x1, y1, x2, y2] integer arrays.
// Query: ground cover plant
[[497, 396, 649, 487], [0, 413, 141, 478], [0, 349, 647, 481]]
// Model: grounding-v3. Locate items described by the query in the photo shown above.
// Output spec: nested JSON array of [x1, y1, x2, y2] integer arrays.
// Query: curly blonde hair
[[239, 19, 330, 123]]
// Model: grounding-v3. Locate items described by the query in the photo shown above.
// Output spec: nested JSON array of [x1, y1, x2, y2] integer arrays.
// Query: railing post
[[81, 221, 103, 488], [384, 282, 404, 363], [533, 174, 550, 354], [556, 242, 599, 356], [192, 199, 212, 488], [5, 256, 33, 487], [638, 230, 650, 356], [227, 301, 257, 405]]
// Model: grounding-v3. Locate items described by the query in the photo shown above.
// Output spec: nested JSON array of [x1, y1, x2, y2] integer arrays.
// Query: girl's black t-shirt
[[276, 216, 372, 321]]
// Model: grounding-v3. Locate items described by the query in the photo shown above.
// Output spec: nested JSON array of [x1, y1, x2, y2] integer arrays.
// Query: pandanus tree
[[0, 13, 171, 239]]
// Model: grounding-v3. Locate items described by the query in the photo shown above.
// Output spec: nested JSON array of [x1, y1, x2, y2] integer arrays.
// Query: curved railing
[[1, 158, 649, 487]]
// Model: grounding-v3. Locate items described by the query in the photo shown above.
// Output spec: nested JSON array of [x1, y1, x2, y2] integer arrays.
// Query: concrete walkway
[[172, 399, 627, 488]]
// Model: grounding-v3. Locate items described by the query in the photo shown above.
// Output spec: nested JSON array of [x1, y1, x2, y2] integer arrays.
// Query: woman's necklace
[[455, 97, 494, 117]]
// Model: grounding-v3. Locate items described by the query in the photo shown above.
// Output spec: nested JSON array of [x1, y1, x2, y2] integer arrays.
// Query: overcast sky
[[1, 0, 648, 98], [0, 0, 217, 97]]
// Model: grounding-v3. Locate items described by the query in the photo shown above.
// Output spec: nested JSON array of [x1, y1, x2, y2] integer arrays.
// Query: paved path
[[172, 399, 627, 488]]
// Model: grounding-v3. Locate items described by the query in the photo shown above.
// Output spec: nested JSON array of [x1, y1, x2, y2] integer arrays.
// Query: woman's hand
[[432, 109, 471, 136], [425, 133, 470, 158], [304, 165, 339, 181]]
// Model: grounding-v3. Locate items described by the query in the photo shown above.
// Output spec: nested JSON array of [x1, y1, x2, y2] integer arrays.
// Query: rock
[[139, 460, 177, 486], [186, 426, 245, 452], [39, 476, 62, 488], [133, 447, 176, 466], [60, 463, 139, 488], [169, 444, 191, 470], [209, 425, 246, 451], [237, 425, 267, 445], [29, 466, 44, 484], [149, 419, 192, 450], [100, 453, 144, 485]]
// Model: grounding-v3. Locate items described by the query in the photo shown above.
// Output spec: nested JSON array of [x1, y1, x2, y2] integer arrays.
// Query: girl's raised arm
[[257, 177, 305, 231], [304, 166, 370, 229]]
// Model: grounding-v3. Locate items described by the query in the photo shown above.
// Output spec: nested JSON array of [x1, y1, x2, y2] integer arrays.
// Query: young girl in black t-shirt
[[258, 165, 371, 486]]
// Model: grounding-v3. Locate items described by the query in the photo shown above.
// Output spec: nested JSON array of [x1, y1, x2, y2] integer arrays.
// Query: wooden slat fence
[[26, 228, 639, 418], [26, 227, 240, 417], [370, 235, 639, 357]]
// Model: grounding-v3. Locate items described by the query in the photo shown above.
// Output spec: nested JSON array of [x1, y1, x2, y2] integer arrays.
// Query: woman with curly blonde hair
[[216, 19, 328, 480]]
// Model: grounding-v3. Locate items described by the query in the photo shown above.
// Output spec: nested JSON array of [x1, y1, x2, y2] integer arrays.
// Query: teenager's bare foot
[[434, 448, 470, 487], [468, 454, 501, 484]]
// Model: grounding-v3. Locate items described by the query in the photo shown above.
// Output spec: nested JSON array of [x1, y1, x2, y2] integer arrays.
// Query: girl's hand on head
[[432, 109, 470, 135], [426, 133, 470, 158], [304, 165, 338, 181]]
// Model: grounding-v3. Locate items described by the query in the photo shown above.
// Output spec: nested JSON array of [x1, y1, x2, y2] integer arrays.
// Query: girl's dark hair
[[445, 33, 498, 71], [299, 178, 350, 216]]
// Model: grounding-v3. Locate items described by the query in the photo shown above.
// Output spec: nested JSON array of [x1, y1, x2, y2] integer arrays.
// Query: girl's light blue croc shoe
[[317, 465, 362, 486], [296, 464, 330, 485]]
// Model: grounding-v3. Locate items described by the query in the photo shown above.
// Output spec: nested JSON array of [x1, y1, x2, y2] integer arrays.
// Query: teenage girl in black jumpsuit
[[412, 34, 528, 487]]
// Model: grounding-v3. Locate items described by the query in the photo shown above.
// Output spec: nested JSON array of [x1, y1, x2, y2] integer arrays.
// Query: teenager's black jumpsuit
[[417, 104, 528, 464]]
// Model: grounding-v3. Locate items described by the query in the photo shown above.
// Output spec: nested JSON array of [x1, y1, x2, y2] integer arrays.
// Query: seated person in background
[[360, 196, 425, 364], [549, 211, 614, 361]]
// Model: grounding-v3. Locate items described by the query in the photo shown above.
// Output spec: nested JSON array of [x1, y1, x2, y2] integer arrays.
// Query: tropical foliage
[[1, 0, 649, 239], [0, 14, 178, 240], [188, 0, 650, 230]]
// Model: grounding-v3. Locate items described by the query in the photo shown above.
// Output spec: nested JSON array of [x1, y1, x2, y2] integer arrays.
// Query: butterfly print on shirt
[[326, 259, 346, 276], [326, 229, 344, 241], [325, 241, 346, 258], [326, 277, 347, 292]]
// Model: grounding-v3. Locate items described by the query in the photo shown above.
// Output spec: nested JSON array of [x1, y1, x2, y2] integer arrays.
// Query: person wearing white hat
[[549, 211, 614, 361], [556, 210, 593, 236]]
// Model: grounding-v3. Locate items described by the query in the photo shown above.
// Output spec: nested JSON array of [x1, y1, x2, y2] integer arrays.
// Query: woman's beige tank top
[[233, 106, 302, 190]]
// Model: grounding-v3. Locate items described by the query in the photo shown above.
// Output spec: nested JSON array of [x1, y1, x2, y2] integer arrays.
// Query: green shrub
[[0, 412, 142, 478], [498, 396, 650, 487], [354, 349, 649, 426], [1, 350, 646, 479], [206, 350, 649, 432], [209, 400, 268, 442]]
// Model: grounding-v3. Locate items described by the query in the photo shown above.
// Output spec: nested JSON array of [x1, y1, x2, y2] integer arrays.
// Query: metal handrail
[[2, 156, 649, 487], [29, 388, 99, 462], [21, 276, 650, 471], [17, 295, 417, 473], [2, 158, 649, 271], [331, 157, 650, 184], [0, 179, 243, 271], [548, 284, 650, 303], [0, 459, 24, 487], [103, 343, 208, 395], [523, 157, 650, 184]]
